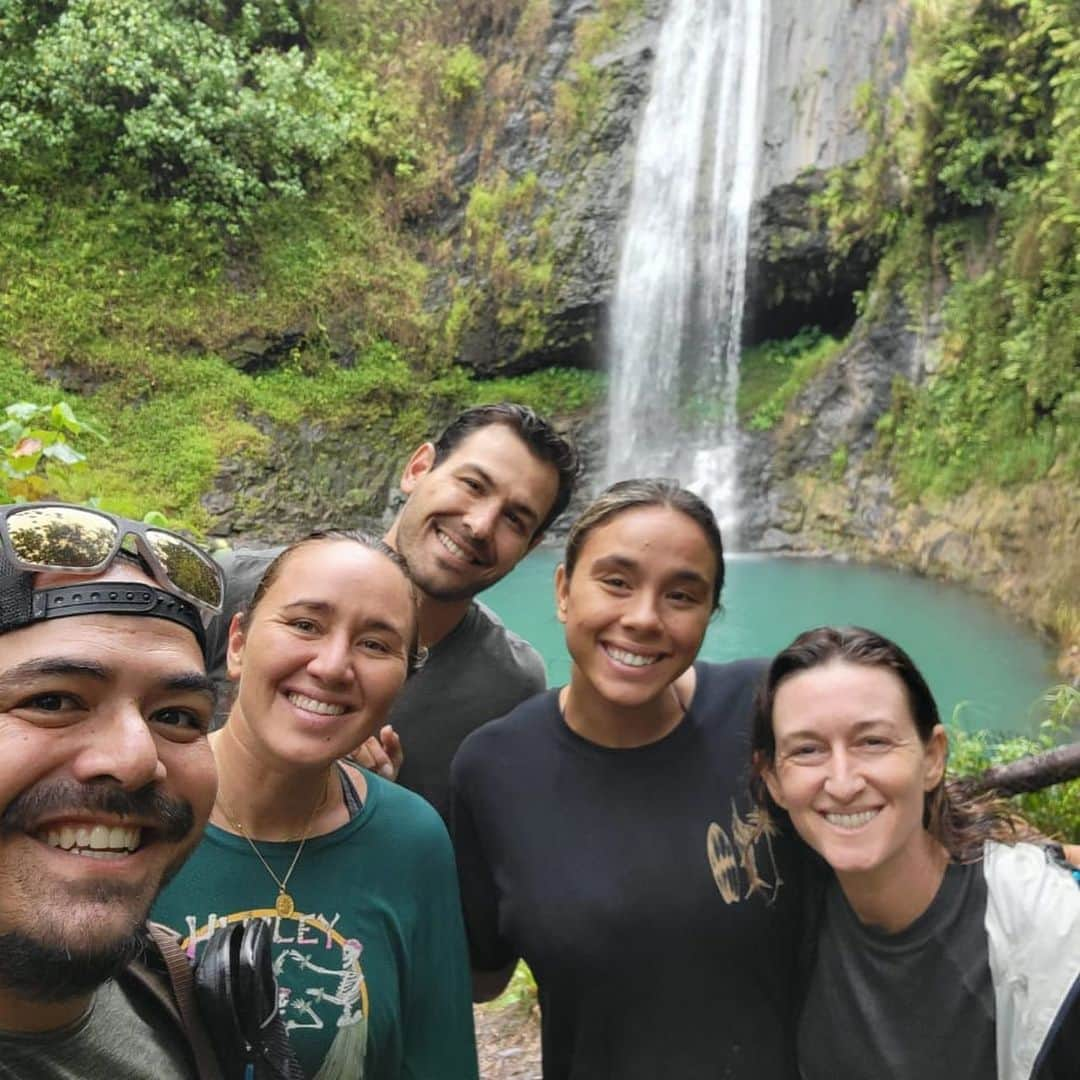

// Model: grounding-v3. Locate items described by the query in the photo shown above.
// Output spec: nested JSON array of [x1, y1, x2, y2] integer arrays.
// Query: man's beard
[[408, 566, 489, 604], [0, 922, 149, 1002], [0, 778, 195, 1003]]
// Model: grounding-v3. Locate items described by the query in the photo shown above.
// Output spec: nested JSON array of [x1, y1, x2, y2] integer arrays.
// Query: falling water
[[605, 0, 768, 542]]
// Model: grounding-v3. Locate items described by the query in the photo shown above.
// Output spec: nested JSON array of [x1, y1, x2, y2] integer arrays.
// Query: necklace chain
[[215, 771, 331, 918]]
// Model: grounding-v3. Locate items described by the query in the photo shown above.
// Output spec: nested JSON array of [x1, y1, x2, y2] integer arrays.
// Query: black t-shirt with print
[[450, 660, 803, 1080]]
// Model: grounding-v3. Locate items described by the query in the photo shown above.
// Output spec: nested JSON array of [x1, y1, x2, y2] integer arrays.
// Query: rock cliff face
[[442, 0, 666, 378], [202, 0, 1072, 675], [205, 0, 917, 538], [756, 0, 909, 196], [444, 0, 911, 378]]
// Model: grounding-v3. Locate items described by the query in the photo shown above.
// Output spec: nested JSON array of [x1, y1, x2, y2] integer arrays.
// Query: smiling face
[[386, 424, 561, 603], [0, 565, 216, 1006], [227, 539, 416, 767], [555, 505, 717, 712], [763, 660, 947, 888]]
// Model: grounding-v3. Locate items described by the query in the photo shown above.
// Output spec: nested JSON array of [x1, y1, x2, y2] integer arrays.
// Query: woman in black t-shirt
[[750, 625, 1080, 1080], [451, 479, 803, 1080]]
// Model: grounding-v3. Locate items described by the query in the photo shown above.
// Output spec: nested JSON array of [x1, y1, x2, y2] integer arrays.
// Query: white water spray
[[605, 0, 768, 542]]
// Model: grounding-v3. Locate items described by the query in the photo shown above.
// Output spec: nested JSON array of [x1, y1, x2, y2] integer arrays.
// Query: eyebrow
[[590, 554, 710, 588], [458, 464, 541, 527], [281, 600, 334, 614], [163, 673, 217, 701], [0, 658, 110, 693], [777, 719, 894, 743], [0, 658, 216, 701], [280, 602, 408, 640]]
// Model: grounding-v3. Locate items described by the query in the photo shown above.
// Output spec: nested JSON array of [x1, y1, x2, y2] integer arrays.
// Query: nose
[[73, 701, 166, 790], [621, 591, 662, 634], [823, 749, 866, 802], [462, 499, 500, 544], [305, 630, 355, 685]]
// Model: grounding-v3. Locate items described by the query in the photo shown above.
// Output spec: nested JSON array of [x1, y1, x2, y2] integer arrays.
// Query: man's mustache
[[1, 778, 195, 841]]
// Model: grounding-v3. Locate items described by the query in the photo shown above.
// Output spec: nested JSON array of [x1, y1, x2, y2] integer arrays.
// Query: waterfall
[[605, 0, 768, 543]]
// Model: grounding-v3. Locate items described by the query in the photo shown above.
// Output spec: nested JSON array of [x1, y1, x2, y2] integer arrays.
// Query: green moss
[[468, 368, 606, 416], [451, 172, 558, 360], [551, 0, 645, 136], [737, 328, 843, 431]]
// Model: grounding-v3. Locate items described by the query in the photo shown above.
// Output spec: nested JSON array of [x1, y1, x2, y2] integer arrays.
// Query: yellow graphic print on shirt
[[707, 800, 783, 905], [181, 908, 368, 1080]]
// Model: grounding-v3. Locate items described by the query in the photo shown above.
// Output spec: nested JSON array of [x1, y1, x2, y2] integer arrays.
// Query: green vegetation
[[0, 400, 104, 503], [0, 0, 358, 231], [489, 961, 539, 1014], [470, 368, 606, 415], [817, 0, 1079, 499], [553, 0, 644, 134], [451, 170, 558, 357], [737, 327, 843, 430], [0, 2, 599, 528], [950, 685, 1080, 839]]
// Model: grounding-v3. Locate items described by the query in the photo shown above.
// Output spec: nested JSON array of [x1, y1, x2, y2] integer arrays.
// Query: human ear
[[761, 758, 787, 810], [400, 442, 437, 495], [923, 724, 949, 790], [554, 563, 569, 624], [225, 612, 248, 682]]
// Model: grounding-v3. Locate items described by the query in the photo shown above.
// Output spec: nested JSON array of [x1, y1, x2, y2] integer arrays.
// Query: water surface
[[483, 551, 1056, 734]]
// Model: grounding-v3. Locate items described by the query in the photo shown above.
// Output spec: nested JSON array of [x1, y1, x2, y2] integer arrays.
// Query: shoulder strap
[[147, 923, 225, 1080]]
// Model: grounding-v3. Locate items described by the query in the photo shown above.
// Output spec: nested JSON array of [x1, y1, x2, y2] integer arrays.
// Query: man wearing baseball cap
[[0, 503, 225, 1077]]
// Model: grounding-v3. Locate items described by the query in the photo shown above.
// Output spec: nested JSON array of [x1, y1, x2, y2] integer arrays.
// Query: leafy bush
[[950, 685, 1080, 839], [0, 400, 104, 503], [0, 0, 358, 228], [817, 0, 1079, 497], [441, 44, 485, 103]]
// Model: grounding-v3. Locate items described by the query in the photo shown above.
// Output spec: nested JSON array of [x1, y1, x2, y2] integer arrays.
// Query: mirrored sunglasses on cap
[[0, 503, 223, 616]]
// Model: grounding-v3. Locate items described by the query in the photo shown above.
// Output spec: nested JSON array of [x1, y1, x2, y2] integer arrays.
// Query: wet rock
[[43, 360, 110, 396], [223, 328, 307, 373], [745, 170, 880, 343]]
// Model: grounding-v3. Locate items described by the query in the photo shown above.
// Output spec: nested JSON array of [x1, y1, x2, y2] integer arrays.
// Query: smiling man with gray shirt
[[205, 404, 579, 821]]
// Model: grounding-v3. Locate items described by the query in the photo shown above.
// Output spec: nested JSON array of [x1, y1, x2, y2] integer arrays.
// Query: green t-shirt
[[152, 772, 478, 1080]]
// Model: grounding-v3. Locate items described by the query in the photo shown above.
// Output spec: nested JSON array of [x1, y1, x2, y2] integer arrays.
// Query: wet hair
[[431, 403, 580, 538], [241, 530, 426, 674], [563, 478, 725, 610], [750, 625, 1038, 862]]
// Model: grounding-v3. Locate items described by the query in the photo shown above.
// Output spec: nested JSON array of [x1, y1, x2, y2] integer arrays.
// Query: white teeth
[[605, 645, 660, 668], [436, 528, 478, 564], [42, 824, 141, 854], [288, 692, 345, 716], [824, 810, 880, 829]]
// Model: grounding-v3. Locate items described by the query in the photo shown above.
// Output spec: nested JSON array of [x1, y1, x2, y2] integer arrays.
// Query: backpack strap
[[147, 923, 226, 1080]]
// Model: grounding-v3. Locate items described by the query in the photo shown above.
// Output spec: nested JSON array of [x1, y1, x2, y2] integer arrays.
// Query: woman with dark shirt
[[451, 480, 803, 1079], [751, 625, 1080, 1080]]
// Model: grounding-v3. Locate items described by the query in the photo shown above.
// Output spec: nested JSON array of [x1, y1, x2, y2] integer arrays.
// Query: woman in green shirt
[[154, 530, 478, 1080]]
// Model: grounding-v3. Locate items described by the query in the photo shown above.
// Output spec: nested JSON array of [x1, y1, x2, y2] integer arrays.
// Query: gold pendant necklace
[[216, 771, 331, 918]]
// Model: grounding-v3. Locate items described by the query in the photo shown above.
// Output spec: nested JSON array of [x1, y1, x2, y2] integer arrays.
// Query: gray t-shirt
[[392, 600, 546, 821], [797, 860, 996, 1080], [206, 547, 546, 821], [0, 977, 194, 1080]]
